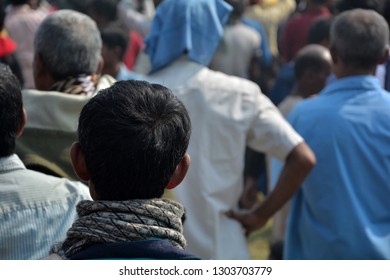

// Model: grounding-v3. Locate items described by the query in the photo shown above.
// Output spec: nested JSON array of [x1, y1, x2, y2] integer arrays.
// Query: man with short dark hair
[[46, 80, 197, 260], [0, 65, 91, 260], [282, 9, 390, 259]]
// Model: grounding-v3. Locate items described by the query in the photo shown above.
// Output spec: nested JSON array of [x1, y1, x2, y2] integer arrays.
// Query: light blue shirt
[[116, 63, 145, 81], [285, 76, 390, 259], [0, 154, 91, 259]]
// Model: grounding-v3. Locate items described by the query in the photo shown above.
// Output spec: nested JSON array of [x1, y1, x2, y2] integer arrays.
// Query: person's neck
[[335, 68, 376, 79], [104, 63, 120, 78], [291, 84, 313, 99]]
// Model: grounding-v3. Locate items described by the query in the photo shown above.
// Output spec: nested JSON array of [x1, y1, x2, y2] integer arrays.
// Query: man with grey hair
[[263, 9, 390, 259], [16, 10, 115, 179]]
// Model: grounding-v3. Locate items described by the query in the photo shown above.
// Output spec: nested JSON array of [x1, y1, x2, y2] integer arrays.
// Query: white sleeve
[[247, 91, 303, 161]]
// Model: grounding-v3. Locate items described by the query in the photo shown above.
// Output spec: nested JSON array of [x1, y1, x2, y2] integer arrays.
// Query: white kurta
[[149, 57, 302, 259]]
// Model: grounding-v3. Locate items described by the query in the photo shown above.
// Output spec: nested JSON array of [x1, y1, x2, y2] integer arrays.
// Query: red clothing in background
[[124, 31, 143, 70], [282, 7, 330, 62]]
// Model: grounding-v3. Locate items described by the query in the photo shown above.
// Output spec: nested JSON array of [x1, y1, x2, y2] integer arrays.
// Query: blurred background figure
[[118, 0, 155, 38], [86, 0, 143, 71], [281, 0, 331, 63], [210, 0, 262, 80], [4, 0, 47, 88], [268, 15, 333, 106], [0, 7, 23, 85], [278, 44, 332, 116], [245, 0, 296, 57], [100, 24, 144, 80]]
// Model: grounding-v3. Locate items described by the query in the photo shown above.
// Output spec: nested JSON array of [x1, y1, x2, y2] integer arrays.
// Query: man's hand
[[227, 142, 316, 237], [226, 206, 267, 236]]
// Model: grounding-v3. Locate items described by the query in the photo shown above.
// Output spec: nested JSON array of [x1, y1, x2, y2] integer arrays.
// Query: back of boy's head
[[0, 64, 23, 158], [78, 80, 191, 200]]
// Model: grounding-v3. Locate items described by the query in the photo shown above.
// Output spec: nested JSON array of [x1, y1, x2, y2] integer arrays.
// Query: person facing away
[[278, 44, 332, 116], [268, 15, 333, 106], [15, 10, 116, 180], [100, 24, 144, 81], [145, 0, 316, 259], [284, 8, 390, 259], [4, 0, 46, 89], [209, 0, 262, 80], [45, 80, 198, 260], [0, 64, 91, 260], [281, 0, 331, 63]]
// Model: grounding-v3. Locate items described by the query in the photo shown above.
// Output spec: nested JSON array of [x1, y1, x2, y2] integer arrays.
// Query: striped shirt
[[0, 154, 91, 259]]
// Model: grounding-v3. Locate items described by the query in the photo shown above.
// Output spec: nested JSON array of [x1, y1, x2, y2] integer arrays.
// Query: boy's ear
[[16, 109, 27, 138], [166, 153, 190, 190], [70, 142, 90, 181]]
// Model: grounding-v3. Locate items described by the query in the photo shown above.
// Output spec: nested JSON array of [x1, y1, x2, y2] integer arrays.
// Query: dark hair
[[311, 0, 328, 5], [88, 0, 119, 22], [78, 80, 191, 200], [336, 0, 384, 14], [225, 0, 244, 23], [10, 0, 29, 5], [308, 16, 333, 45], [0, 64, 23, 157], [100, 25, 129, 60]]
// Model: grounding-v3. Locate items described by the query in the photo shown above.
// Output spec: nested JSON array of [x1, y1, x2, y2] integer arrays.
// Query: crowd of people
[[0, 0, 389, 260]]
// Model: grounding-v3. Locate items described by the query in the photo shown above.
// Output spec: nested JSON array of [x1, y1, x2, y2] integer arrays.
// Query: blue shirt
[[285, 76, 390, 259], [116, 63, 145, 81], [0, 154, 91, 259], [268, 62, 294, 106]]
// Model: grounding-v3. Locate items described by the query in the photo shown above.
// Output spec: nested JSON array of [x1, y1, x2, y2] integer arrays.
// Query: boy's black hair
[[0, 64, 23, 157], [78, 80, 191, 200]]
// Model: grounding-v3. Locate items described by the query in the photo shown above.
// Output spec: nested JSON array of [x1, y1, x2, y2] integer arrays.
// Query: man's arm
[[227, 141, 315, 235]]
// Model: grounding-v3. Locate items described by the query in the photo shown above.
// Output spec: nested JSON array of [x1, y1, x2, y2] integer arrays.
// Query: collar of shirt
[[0, 154, 26, 173], [320, 75, 382, 97]]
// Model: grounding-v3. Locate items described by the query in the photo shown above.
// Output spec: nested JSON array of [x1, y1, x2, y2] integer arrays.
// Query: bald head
[[293, 44, 332, 97], [294, 44, 332, 80], [330, 9, 389, 71]]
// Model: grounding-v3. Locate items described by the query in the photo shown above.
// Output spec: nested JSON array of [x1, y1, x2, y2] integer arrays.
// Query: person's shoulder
[[16, 167, 89, 196], [201, 68, 261, 95]]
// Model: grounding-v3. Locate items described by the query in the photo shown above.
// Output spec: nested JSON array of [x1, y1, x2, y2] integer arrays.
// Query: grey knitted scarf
[[50, 198, 186, 259]]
